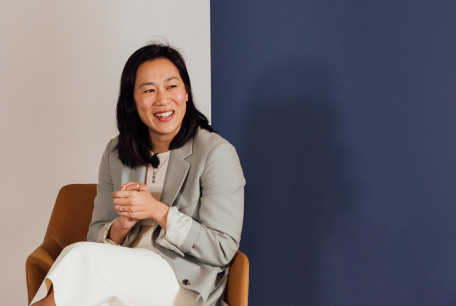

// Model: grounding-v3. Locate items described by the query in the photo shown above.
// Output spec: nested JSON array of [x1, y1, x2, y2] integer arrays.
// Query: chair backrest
[[45, 184, 96, 252]]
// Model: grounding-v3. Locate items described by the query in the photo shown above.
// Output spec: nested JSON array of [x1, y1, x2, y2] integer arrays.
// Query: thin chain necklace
[[150, 153, 170, 184]]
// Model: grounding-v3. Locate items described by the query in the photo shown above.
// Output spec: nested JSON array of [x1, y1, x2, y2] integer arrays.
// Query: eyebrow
[[138, 77, 179, 88]]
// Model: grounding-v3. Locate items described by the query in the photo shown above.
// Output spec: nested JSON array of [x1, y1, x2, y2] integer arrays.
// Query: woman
[[30, 43, 245, 306]]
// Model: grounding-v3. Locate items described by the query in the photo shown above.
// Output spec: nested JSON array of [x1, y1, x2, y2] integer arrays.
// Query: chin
[[154, 126, 180, 136]]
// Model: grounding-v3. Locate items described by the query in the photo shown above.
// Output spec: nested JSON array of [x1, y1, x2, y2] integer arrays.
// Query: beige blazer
[[87, 128, 245, 306]]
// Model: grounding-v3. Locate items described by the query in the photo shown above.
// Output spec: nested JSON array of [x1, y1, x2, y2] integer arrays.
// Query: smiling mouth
[[154, 111, 174, 118]]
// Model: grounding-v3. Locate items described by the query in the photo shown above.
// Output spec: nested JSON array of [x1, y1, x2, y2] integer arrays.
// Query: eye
[[144, 89, 155, 93], [167, 85, 177, 89]]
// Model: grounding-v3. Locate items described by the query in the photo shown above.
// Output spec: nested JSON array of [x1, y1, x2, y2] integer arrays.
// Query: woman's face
[[133, 58, 188, 146]]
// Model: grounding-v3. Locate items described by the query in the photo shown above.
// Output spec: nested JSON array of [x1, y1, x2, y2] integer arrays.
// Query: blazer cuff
[[102, 218, 121, 246], [99, 218, 140, 247], [179, 219, 202, 253], [156, 206, 193, 249]]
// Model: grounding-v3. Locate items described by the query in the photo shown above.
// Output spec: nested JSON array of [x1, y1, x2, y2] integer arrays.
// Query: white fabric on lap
[[30, 242, 198, 306], [30, 151, 199, 306]]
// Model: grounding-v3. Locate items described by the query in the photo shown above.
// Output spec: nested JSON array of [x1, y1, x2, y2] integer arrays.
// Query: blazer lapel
[[161, 137, 194, 206], [120, 164, 147, 186]]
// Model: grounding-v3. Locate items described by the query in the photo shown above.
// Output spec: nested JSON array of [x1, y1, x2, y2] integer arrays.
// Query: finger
[[121, 182, 140, 188], [123, 182, 149, 191], [114, 205, 133, 213], [113, 198, 131, 206], [112, 190, 135, 198], [125, 184, 141, 191], [126, 185, 148, 192], [125, 185, 149, 192], [118, 211, 139, 219]]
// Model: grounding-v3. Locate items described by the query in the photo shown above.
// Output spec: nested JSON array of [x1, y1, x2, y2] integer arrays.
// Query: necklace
[[149, 153, 170, 184]]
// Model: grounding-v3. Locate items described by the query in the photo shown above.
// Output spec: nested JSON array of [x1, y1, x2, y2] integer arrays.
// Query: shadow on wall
[[238, 62, 354, 305]]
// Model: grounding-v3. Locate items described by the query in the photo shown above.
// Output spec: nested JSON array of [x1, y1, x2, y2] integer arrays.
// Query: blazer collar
[[160, 136, 194, 206]]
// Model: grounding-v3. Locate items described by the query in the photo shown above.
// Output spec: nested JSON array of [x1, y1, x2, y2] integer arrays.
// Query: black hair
[[114, 43, 213, 169]]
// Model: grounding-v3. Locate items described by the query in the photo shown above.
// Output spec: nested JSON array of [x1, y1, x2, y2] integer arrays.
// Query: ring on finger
[[120, 206, 123, 213]]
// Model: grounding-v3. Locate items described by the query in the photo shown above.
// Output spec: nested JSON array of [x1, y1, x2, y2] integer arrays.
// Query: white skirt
[[30, 241, 199, 306]]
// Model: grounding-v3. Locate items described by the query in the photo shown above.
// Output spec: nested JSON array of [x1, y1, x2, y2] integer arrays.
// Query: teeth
[[154, 111, 174, 118]]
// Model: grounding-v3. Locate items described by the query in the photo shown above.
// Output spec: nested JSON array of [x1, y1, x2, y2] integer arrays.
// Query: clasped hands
[[112, 182, 169, 230]]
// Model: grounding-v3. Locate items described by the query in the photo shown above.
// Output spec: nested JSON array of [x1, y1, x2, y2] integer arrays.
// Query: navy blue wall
[[211, 1, 456, 306]]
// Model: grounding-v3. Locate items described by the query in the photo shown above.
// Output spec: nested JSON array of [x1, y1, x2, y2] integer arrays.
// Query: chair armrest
[[226, 250, 250, 306], [26, 245, 55, 304], [28, 246, 54, 270]]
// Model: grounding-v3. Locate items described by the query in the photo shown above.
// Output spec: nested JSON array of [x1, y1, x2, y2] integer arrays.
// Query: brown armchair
[[26, 184, 249, 306]]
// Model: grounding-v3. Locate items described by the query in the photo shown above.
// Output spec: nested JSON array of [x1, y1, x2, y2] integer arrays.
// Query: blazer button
[[182, 279, 191, 286]]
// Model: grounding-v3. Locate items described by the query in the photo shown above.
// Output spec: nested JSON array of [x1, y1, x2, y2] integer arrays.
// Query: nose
[[155, 89, 170, 106]]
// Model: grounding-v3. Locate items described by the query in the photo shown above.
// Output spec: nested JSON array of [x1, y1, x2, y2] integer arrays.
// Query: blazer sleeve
[[86, 139, 140, 246], [173, 142, 246, 267]]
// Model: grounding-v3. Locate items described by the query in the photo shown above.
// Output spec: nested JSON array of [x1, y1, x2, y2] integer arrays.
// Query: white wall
[[0, 1, 211, 304]]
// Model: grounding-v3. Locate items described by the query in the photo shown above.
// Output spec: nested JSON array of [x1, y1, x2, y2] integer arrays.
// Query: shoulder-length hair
[[114, 43, 213, 169]]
